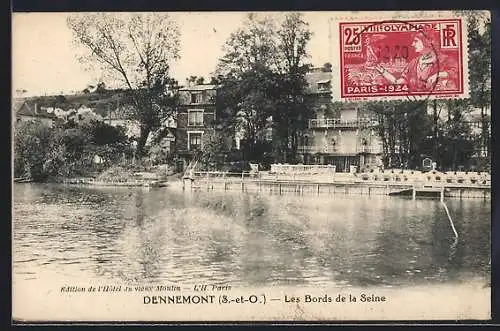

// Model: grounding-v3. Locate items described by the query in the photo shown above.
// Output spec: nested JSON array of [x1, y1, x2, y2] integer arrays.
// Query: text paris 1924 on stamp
[[336, 17, 469, 101]]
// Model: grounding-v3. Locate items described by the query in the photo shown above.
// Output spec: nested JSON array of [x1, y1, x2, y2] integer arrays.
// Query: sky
[[12, 12, 332, 97]]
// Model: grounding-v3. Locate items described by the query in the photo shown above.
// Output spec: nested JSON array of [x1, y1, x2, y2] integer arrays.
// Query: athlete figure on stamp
[[375, 28, 459, 92]]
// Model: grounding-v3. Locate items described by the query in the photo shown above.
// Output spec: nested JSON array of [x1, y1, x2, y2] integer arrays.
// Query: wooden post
[[317, 184, 320, 195], [412, 185, 416, 200], [440, 187, 444, 202], [279, 183, 282, 195]]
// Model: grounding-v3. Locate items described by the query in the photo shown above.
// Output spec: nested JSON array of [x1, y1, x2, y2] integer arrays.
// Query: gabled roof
[[13, 99, 57, 119], [12, 99, 25, 113]]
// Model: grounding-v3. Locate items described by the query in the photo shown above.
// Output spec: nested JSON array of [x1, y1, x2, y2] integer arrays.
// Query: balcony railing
[[308, 118, 377, 129], [356, 146, 382, 153], [297, 145, 381, 154], [297, 146, 338, 153]]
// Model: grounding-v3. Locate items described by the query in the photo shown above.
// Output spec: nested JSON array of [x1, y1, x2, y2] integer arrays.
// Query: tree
[[322, 62, 332, 72], [273, 13, 313, 163], [215, 12, 313, 163], [215, 14, 282, 162], [196, 77, 205, 85], [218, 64, 279, 161], [439, 100, 474, 170], [363, 101, 431, 169], [199, 131, 230, 170], [96, 81, 107, 93], [67, 13, 181, 156], [14, 121, 53, 180], [215, 13, 279, 78], [468, 13, 491, 164]]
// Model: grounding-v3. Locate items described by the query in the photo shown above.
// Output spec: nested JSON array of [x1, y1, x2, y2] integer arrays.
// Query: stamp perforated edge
[[328, 10, 475, 102]]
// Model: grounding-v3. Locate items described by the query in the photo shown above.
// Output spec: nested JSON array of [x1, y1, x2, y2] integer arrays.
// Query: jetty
[[181, 165, 490, 200], [14, 176, 33, 183], [389, 186, 448, 201]]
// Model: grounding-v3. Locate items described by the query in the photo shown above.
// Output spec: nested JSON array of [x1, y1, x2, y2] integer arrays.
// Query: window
[[317, 80, 331, 91], [188, 132, 203, 151], [190, 93, 202, 104], [188, 110, 204, 126]]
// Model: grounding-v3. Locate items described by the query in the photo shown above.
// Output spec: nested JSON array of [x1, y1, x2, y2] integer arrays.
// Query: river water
[[12, 183, 491, 288]]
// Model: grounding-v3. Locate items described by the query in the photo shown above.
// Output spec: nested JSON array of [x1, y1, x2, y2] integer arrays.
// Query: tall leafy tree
[[215, 12, 313, 163], [273, 13, 312, 163], [468, 13, 491, 166], [67, 13, 180, 156], [215, 13, 279, 78], [215, 14, 281, 161]]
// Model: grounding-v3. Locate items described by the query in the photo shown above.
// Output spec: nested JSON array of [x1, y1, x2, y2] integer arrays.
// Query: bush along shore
[[14, 119, 179, 186], [52, 165, 173, 187]]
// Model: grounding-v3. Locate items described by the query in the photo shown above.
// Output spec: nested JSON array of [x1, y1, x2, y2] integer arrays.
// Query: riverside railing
[[308, 118, 377, 129], [186, 168, 490, 187]]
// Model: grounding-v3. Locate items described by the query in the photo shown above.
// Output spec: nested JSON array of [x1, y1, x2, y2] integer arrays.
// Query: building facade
[[13, 99, 57, 127], [175, 84, 220, 169], [298, 70, 383, 172]]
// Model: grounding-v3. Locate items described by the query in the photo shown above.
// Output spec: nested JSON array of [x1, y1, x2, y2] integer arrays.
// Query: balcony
[[308, 118, 377, 129], [356, 146, 381, 153]]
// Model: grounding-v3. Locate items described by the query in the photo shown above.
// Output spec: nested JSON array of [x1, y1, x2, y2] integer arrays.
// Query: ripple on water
[[12, 184, 491, 287]]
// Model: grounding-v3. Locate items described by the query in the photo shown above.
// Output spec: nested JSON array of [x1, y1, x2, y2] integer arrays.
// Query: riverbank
[[56, 176, 169, 188], [16, 165, 180, 188]]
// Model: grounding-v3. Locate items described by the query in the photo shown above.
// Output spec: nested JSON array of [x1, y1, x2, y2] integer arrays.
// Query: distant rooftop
[[305, 71, 332, 94], [179, 84, 219, 91], [13, 99, 57, 119]]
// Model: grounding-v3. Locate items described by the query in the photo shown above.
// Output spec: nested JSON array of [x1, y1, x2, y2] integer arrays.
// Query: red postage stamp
[[337, 18, 468, 101]]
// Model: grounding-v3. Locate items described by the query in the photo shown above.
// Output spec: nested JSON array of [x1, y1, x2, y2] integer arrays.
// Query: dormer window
[[317, 79, 331, 91]]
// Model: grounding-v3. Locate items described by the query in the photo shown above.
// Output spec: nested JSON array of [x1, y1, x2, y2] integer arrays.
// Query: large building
[[298, 69, 383, 172], [175, 83, 222, 169]]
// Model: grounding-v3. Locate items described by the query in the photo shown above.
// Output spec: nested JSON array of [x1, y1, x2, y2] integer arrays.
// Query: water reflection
[[12, 184, 490, 287]]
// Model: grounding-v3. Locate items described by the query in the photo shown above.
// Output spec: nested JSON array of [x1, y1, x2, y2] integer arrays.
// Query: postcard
[[12, 10, 491, 322]]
